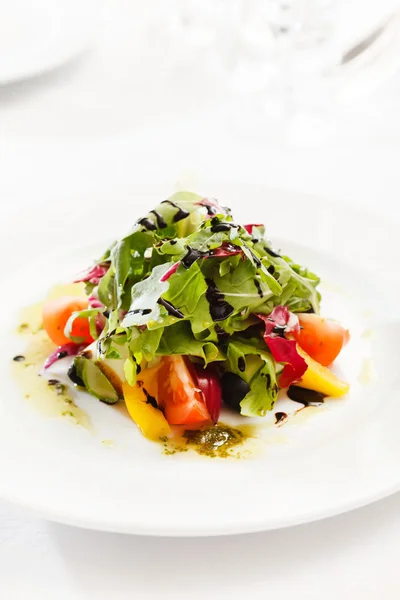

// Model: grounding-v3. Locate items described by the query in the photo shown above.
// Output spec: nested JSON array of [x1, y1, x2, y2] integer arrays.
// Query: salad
[[41, 192, 350, 442]]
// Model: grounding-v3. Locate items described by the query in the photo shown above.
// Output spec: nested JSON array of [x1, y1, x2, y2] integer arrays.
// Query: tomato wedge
[[158, 356, 211, 425], [42, 296, 94, 346], [292, 314, 350, 367]]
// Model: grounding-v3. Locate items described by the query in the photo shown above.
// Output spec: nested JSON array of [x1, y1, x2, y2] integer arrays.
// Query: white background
[[1, 1, 400, 598]]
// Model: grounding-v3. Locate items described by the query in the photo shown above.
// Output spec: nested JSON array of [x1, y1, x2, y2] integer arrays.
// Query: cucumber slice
[[68, 356, 85, 387], [79, 357, 120, 404]]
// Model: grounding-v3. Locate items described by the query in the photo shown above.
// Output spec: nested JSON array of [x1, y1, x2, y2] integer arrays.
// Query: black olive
[[221, 372, 250, 412], [67, 363, 84, 387]]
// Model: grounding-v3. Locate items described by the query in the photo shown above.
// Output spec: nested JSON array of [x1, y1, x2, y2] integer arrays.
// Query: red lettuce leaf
[[194, 364, 222, 424], [44, 343, 86, 370], [74, 264, 109, 285], [257, 307, 306, 388]]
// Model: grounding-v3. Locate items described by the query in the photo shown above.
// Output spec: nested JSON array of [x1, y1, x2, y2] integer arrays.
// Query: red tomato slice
[[158, 356, 211, 425], [42, 296, 94, 346], [292, 314, 349, 367]]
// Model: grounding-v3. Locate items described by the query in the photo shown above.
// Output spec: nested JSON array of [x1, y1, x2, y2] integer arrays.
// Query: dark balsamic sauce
[[157, 297, 184, 319], [143, 389, 158, 409], [126, 308, 152, 316], [267, 265, 275, 275], [264, 246, 281, 258], [137, 217, 157, 231], [209, 217, 239, 234], [161, 200, 190, 222], [271, 324, 286, 338], [210, 223, 231, 233], [254, 279, 263, 298], [57, 350, 68, 360], [237, 357, 246, 372], [215, 325, 230, 342], [181, 246, 209, 268], [13, 355, 25, 362], [137, 380, 158, 409], [205, 279, 234, 322], [275, 412, 288, 425], [150, 210, 167, 229], [287, 386, 326, 406], [198, 201, 217, 215], [249, 249, 262, 268]]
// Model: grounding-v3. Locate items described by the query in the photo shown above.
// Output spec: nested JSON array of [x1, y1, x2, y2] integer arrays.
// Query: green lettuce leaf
[[156, 322, 224, 364], [226, 337, 278, 417], [130, 327, 164, 363]]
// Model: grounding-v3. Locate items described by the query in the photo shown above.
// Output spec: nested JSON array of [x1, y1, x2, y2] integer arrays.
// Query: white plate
[[0, 0, 98, 85], [0, 184, 399, 536]]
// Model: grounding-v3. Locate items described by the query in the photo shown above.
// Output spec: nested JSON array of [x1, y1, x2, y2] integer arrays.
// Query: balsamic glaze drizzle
[[287, 386, 326, 406], [137, 217, 157, 231], [149, 210, 167, 229], [275, 412, 288, 425], [254, 279, 264, 298], [161, 200, 190, 222], [157, 298, 184, 319], [264, 246, 281, 258], [205, 279, 234, 322], [126, 308, 152, 316], [237, 357, 246, 372]]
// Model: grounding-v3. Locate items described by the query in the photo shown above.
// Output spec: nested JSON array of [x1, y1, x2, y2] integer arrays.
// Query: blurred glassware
[[170, 0, 399, 145], [0, 0, 99, 85], [176, 0, 340, 144]]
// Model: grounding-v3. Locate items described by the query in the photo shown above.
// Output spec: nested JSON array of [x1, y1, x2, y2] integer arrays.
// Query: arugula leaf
[[161, 262, 213, 333], [111, 240, 132, 309], [157, 322, 224, 364], [97, 265, 116, 309], [130, 327, 163, 362]]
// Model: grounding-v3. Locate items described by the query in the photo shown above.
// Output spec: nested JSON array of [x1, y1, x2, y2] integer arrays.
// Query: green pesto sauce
[[163, 423, 253, 458]]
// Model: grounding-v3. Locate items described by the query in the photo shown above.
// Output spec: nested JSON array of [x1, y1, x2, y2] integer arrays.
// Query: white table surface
[[1, 1, 400, 598]]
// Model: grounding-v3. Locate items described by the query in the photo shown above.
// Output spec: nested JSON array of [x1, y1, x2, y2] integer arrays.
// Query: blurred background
[[1, 0, 400, 219]]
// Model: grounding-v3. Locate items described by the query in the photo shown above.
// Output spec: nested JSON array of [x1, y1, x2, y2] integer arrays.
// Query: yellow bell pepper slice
[[122, 381, 171, 441], [296, 346, 350, 397]]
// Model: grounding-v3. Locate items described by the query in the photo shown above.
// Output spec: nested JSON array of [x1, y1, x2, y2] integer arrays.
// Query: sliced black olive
[[67, 362, 84, 387], [221, 372, 250, 412]]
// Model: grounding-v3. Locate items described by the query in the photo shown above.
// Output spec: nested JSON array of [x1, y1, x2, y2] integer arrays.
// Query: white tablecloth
[[1, 1, 400, 598]]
